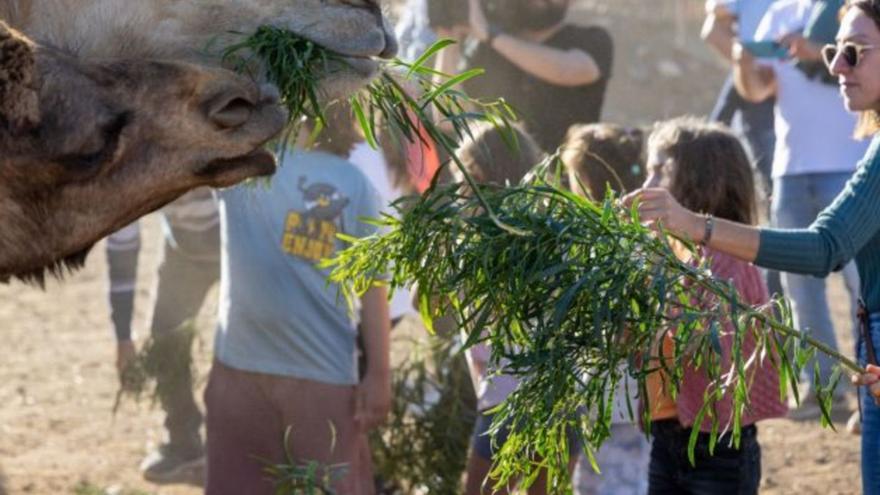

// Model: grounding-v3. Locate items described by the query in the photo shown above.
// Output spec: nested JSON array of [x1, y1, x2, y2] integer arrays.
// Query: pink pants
[[204, 361, 373, 495]]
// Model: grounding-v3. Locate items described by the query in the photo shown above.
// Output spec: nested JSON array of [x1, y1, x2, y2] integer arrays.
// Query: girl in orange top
[[641, 117, 787, 495]]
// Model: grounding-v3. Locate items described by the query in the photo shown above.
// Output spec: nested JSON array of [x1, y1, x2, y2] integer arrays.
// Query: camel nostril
[[209, 96, 255, 129]]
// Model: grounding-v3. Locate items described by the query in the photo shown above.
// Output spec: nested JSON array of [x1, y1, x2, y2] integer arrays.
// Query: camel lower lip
[[197, 148, 277, 179], [341, 56, 380, 77]]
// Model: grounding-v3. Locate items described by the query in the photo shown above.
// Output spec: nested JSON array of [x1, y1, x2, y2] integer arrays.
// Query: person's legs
[[204, 361, 284, 495], [272, 375, 362, 494], [808, 172, 858, 393], [680, 429, 761, 495], [649, 421, 760, 495], [814, 171, 861, 341], [647, 422, 685, 495], [860, 320, 880, 495], [145, 239, 219, 470], [464, 412, 512, 495], [772, 175, 843, 400], [574, 423, 648, 495]]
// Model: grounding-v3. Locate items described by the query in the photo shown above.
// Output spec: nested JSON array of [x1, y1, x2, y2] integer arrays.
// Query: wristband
[[700, 215, 715, 247]]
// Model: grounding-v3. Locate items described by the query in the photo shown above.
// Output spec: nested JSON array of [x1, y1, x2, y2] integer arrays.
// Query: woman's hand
[[622, 188, 705, 242], [853, 364, 880, 405]]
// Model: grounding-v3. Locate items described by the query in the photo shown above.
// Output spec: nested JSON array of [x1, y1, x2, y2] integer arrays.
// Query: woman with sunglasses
[[625, 2, 880, 493], [737, 0, 868, 424]]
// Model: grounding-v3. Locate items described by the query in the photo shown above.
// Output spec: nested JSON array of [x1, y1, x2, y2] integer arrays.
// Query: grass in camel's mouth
[[223, 26, 340, 126]]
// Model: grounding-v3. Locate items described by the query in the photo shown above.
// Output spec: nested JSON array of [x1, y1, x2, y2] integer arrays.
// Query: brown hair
[[455, 123, 544, 185], [648, 116, 757, 225], [560, 123, 644, 199], [305, 101, 361, 157], [846, 0, 880, 138]]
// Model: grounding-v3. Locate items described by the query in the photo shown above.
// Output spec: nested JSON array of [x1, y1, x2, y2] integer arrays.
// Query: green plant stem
[[374, 72, 528, 236], [754, 307, 863, 373]]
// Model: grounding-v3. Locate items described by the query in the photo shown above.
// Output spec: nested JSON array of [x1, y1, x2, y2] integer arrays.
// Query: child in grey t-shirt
[[206, 109, 391, 494]]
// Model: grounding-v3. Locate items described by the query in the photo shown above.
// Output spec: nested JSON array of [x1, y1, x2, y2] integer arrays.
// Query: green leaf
[[407, 38, 457, 77]]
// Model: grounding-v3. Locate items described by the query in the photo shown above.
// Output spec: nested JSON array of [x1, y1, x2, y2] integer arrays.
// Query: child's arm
[[355, 286, 392, 431]]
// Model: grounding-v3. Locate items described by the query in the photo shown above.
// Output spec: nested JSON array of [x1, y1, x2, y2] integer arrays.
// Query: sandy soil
[[0, 1, 865, 494]]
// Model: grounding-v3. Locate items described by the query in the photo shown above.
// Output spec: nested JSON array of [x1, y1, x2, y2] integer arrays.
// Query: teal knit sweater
[[756, 135, 880, 312]]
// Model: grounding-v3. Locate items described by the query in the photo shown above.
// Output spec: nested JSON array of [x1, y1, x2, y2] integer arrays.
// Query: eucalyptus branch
[[325, 171, 860, 492], [219, 30, 861, 493]]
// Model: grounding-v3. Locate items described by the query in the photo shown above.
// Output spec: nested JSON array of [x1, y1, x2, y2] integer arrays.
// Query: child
[[454, 123, 567, 495], [559, 123, 650, 495], [204, 104, 391, 495], [561, 123, 645, 201], [641, 116, 787, 495]]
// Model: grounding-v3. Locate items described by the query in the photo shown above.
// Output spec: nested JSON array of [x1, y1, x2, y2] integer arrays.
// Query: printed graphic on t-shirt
[[281, 177, 351, 263]]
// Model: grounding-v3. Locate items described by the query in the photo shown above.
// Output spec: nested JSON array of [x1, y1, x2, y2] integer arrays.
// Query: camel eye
[[54, 112, 130, 175]]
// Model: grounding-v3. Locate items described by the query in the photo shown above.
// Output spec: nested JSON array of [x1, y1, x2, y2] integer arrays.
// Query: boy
[[205, 107, 391, 495]]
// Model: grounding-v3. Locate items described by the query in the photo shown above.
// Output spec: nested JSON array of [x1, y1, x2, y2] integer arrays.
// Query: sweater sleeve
[[755, 136, 880, 276]]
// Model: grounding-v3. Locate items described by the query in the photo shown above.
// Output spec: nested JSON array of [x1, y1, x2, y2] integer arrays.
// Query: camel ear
[[0, 19, 39, 133]]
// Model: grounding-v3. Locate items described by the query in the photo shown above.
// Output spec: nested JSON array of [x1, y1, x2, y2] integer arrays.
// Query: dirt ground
[[0, 2, 866, 494]]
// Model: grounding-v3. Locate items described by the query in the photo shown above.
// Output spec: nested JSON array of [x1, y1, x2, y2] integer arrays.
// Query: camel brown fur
[[0, 0, 396, 283]]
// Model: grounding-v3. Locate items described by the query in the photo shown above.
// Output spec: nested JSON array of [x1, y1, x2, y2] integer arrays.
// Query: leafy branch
[[326, 171, 860, 492], [221, 30, 862, 493]]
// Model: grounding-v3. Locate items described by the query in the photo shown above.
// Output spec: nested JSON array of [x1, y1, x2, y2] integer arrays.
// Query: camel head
[[0, 0, 397, 283], [17, 0, 398, 107]]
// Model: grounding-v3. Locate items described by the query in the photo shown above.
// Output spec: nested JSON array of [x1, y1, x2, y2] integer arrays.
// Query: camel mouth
[[339, 56, 381, 78], [196, 148, 277, 187]]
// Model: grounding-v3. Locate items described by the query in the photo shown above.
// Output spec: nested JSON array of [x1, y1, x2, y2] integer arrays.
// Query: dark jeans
[[648, 420, 761, 495], [859, 313, 880, 495], [151, 238, 219, 456]]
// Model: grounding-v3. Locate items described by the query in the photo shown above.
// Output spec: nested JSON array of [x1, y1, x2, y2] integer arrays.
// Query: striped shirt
[[106, 188, 220, 340]]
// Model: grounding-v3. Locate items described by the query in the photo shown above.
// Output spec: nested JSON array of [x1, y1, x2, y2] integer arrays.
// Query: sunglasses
[[822, 41, 880, 69]]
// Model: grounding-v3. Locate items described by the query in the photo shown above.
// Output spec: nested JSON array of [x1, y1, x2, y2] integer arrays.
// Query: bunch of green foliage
[[371, 333, 477, 494], [222, 25, 334, 145], [260, 426, 348, 495], [114, 321, 198, 414]]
